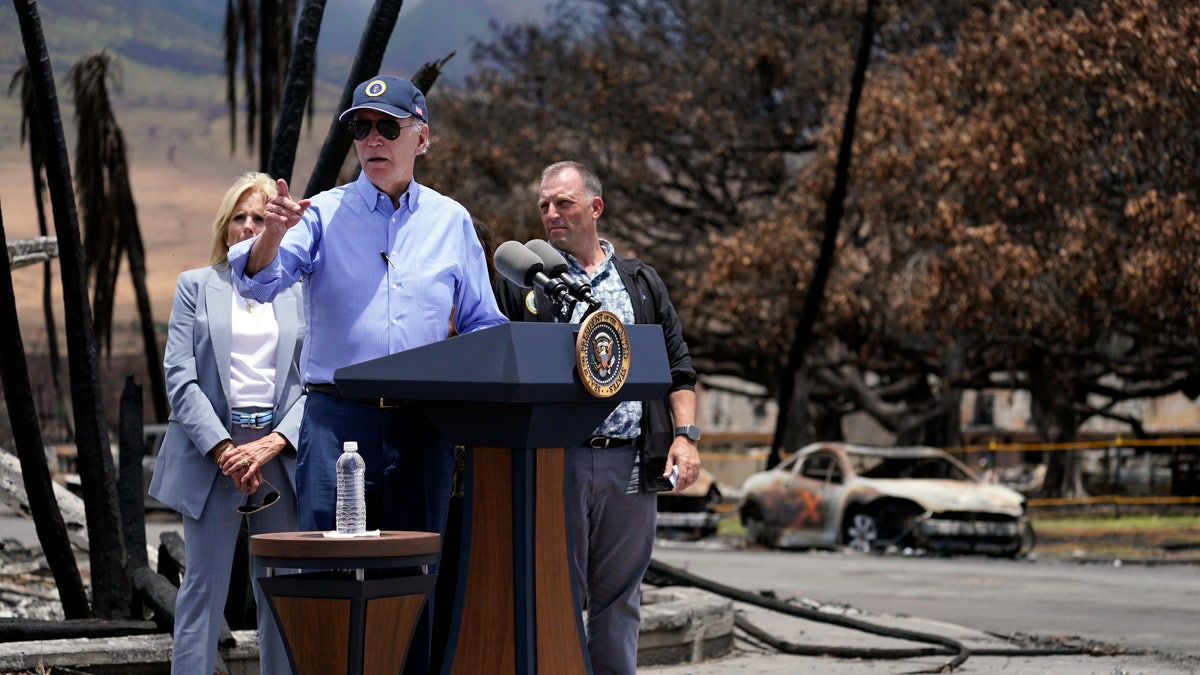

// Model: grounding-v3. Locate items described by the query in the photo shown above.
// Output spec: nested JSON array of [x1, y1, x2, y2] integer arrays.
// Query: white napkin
[[322, 529, 381, 538]]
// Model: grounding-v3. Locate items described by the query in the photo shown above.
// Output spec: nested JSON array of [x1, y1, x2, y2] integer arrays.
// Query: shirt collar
[[563, 239, 616, 278], [354, 172, 420, 214]]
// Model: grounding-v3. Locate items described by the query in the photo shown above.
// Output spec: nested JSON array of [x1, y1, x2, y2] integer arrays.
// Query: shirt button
[[391, 318, 398, 325]]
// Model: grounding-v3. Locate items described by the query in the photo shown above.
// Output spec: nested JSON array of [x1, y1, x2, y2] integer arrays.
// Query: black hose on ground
[[735, 614, 949, 659], [736, 614, 1098, 660], [647, 556, 1105, 672], [646, 557, 971, 672]]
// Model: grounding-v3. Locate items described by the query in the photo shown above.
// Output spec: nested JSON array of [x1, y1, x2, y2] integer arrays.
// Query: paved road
[[646, 538, 1200, 674]]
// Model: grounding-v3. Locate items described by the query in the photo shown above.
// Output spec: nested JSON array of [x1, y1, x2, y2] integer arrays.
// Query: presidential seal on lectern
[[575, 309, 630, 398]]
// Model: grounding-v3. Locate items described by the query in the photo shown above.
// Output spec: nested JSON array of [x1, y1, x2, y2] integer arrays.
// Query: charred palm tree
[[268, 0, 326, 183], [225, 0, 298, 170], [0, 208, 91, 619], [8, 63, 71, 440], [12, 0, 130, 619], [67, 50, 168, 424]]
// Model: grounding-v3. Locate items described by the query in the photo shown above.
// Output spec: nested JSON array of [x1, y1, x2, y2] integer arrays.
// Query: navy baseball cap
[[338, 75, 428, 123]]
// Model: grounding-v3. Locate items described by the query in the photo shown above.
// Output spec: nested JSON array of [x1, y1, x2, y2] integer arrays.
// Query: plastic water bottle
[[335, 441, 366, 535]]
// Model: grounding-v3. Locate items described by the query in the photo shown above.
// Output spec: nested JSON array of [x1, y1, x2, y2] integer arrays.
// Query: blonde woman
[[150, 172, 304, 675]]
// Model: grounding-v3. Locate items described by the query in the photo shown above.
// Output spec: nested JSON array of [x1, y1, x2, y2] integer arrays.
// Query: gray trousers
[[566, 445, 657, 675], [171, 426, 297, 675]]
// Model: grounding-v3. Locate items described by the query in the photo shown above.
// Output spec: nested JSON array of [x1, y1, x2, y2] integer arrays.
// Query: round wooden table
[[251, 531, 440, 675]]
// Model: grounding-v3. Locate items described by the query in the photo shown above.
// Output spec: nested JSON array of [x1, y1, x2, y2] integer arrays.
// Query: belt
[[305, 383, 402, 408], [585, 435, 635, 449], [231, 410, 273, 429]]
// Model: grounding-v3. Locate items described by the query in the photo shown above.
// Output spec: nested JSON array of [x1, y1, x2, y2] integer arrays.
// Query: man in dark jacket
[[493, 160, 701, 675]]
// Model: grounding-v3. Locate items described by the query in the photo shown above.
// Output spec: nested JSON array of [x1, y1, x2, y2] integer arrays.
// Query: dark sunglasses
[[348, 117, 415, 141], [236, 478, 281, 515]]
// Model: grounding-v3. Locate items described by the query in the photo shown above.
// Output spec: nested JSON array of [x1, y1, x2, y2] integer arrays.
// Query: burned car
[[738, 442, 1030, 556]]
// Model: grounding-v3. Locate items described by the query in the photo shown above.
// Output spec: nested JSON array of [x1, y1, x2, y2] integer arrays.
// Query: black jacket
[[493, 253, 697, 490]]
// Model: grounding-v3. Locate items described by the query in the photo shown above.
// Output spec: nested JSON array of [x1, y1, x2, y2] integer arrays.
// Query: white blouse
[[229, 293, 279, 409]]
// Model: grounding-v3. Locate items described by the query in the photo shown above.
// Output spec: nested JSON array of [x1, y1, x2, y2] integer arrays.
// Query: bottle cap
[[343, 441, 358, 452]]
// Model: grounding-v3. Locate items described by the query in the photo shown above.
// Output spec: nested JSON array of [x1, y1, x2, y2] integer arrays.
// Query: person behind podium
[[149, 172, 303, 675], [493, 160, 702, 675], [228, 74, 506, 673]]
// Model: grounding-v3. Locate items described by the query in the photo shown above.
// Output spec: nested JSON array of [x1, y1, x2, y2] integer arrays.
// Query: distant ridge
[[0, 0, 548, 88]]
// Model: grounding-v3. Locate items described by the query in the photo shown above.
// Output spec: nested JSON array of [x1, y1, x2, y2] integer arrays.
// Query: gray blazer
[[149, 265, 305, 520]]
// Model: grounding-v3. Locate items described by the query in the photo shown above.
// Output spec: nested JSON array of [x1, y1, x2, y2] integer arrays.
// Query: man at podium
[[229, 75, 507, 674], [494, 161, 702, 675]]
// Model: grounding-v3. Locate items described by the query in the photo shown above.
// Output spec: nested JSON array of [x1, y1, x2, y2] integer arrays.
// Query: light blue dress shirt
[[228, 172, 507, 385]]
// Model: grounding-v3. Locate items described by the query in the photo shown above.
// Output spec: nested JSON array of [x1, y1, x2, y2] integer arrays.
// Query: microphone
[[494, 240, 572, 305], [524, 239, 602, 311], [523, 238, 570, 277]]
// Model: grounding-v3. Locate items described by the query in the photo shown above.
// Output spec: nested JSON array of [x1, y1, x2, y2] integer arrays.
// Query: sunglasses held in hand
[[348, 118, 416, 141], [237, 478, 281, 515]]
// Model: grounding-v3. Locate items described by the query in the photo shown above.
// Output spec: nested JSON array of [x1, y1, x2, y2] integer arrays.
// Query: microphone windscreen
[[495, 240, 544, 287], [525, 239, 569, 277]]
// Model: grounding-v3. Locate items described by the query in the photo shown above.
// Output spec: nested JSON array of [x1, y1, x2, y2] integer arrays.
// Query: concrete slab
[[640, 586, 735, 667], [0, 629, 258, 675]]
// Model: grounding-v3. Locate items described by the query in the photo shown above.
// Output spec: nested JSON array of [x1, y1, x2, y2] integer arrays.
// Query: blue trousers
[[296, 391, 454, 675], [171, 426, 297, 675], [566, 445, 657, 675]]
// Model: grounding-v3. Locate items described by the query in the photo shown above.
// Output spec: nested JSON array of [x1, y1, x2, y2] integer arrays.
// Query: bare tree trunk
[[0, 208, 90, 619], [933, 342, 966, 449], [113, 163, 168, 422], [39, 222, 68, 439], [258, 0, 279, 172], [117, 376, 149, 620], [241, 0, 258, 153], [268, 0, 328, 183], [33, 135, 71, 440], [304, 0, 406, 197], [812, 400, 842, 442], [13, 0, 130, 618], [770, 0, 875, 468], [1028, 349, 1086, 498], [117, 376, 148, 569], [10, 66, 69, 436], [894, 341, 965, 448], [772, 369, 812, 462]]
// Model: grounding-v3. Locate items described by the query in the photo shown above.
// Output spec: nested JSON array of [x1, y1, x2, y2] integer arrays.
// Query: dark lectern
[[335, 322, 671, 675]]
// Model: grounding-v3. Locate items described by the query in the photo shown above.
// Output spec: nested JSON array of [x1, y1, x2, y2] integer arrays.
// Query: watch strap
[[674, 424, 701, 441]]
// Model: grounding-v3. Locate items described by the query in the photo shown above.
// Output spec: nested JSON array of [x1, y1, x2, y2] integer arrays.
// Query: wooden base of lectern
[[251, 531, 440, 675], [439, 446, 589, 674]]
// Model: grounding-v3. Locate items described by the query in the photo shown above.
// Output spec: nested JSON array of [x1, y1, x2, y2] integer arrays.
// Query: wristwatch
[[674, 425, 702, 442]]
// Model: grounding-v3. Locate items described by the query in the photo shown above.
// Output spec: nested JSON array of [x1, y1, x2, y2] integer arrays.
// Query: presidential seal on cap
[[365, 79, 387, 97], [575, 310, 630, 398]]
